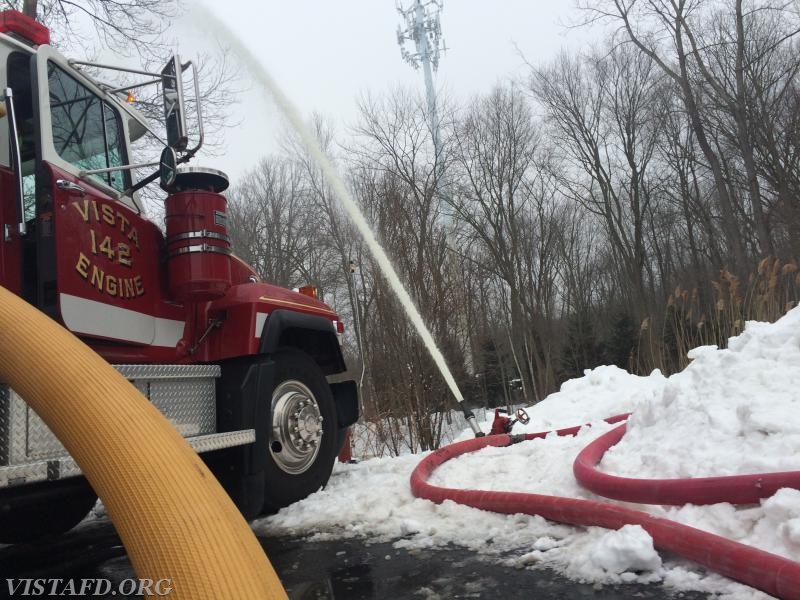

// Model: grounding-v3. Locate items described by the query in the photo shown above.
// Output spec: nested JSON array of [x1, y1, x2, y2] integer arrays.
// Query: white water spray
[[194, 7, 481, 427]]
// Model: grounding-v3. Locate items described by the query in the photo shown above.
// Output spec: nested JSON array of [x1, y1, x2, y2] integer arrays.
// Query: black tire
[[0, 478, 97, 544], [261, 348, 338, 513]]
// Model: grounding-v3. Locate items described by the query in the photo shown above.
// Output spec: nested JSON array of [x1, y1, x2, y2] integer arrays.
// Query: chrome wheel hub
[[270, 380, 323, 475]]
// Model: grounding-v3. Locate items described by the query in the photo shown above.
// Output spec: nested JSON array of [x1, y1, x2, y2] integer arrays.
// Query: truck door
[[32, 45, 158, 345]]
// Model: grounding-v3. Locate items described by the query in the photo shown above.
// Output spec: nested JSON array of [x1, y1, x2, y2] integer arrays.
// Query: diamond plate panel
[[0, 388, 50, 464], [115, 364, 221, 380], [1, 364, 221, 477], [186, 430, 255, 453], [53, 456, 81, 480], [148, 379, 216, 436], [0, 387, 68, 463], [9, 390, 29, 463], [0, 460, 48, 487], [0, 430, 254, 487], [26, 406, 67, 460]]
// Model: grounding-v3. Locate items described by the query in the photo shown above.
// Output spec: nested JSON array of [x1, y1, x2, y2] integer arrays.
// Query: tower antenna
[[396, 0, 445, 159]]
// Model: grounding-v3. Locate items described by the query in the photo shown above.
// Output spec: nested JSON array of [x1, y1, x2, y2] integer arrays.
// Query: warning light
[[0, 11, 50, 46], [126, 91, 135, 103], [298, 285, 318, 299]]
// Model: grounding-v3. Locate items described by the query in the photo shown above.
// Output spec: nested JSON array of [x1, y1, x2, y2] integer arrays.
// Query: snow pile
[[582, 525, 662, 581], [762, 489, 800, 552], [602, 307, 800, 479], [489, 365, 665, 432], [258, 309, 800, 599]]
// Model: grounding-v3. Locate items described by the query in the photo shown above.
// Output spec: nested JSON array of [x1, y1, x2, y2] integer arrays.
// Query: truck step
[[0, 429, 255, 488]]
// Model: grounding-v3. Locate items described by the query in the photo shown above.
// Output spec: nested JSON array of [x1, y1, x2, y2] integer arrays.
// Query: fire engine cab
[[0, 10, 358, 542]]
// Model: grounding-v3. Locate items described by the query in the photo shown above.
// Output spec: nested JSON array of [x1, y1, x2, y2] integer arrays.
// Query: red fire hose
[[410, 415, 800, 599], [574, 422, 800, 506]]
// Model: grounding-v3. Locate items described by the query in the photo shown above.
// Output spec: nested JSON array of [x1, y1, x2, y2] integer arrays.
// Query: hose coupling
[[462, 407, 485, 438]]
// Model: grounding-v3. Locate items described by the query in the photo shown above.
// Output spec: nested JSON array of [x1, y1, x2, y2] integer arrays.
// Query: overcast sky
[[179, 1, 591, 184]]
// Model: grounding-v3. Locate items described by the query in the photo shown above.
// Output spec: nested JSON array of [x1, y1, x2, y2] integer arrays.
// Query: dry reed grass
[[635, 257, 799, 374]]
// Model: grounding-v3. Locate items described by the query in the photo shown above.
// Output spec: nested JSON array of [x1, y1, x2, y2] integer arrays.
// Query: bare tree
[[17, 0, 179, 58], [227, 157, 316, 288], [450, 85, 564, 399], [531, 44, 664, 317], [580, 0, 752, 269], [346, 87, 468, 451]]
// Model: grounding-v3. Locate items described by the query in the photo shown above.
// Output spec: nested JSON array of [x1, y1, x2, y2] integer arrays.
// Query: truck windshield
[[47, 61, 128, 193]]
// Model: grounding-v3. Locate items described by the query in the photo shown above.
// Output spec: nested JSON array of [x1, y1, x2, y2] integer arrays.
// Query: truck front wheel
[[261, 348, 337, 513]]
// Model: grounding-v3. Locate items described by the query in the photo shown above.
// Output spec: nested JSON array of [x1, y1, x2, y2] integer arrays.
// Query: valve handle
[[515, 407, 530, 425]]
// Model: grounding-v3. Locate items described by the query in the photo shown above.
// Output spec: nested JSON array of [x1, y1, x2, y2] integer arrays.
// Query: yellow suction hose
[[0, 286, 287, 599]]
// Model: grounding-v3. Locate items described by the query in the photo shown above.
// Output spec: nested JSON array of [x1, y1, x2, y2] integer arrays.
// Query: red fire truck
[[0, 10, 358, 542]]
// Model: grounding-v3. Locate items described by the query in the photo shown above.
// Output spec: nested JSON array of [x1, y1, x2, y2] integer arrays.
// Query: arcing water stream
[[184, 14, 800, 599], [194, 7, 483, 435]]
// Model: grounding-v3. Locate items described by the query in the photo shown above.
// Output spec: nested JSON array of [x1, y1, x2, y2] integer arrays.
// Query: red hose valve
[[490, 409, 512, 435], [490, 407, 530, 435]]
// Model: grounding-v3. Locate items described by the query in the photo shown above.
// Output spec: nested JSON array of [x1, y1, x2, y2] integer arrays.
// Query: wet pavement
[[267, 535, 711, 600], [0, 517, 711, 599]]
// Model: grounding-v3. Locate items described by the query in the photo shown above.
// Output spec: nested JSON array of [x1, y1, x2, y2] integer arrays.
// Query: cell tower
[[396, 0, 445, 157], [396, 2, 474, 374]]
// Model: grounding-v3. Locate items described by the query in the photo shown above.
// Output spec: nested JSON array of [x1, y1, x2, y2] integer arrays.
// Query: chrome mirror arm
[[4, 87, 26, 237]]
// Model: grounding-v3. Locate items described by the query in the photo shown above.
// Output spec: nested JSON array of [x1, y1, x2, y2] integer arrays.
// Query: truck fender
[[258, 309, 346, 375]]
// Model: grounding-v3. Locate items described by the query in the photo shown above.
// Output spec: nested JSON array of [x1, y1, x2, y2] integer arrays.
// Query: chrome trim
[[270, 380, 323, 475], [80, 161, 159, 176], [105, 77, 162, 95], [55, 179, 86, 195], [184, 61, 204, 159], [69, 60, 165, 78], [167, 244, 232, 258], [175, 165, 227, 180], [167, 230, 230, 244], [4, 88, 25, 236]]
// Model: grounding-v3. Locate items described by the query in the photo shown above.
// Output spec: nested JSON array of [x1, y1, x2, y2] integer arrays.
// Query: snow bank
[[460, 365, 667, 439], [602, 307, 800, 480], [258, 308, 800, 600]]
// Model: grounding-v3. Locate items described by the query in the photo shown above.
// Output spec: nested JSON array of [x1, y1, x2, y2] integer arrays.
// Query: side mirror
[[159, 146, 177, 191], [161, 55, 188, 151]]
